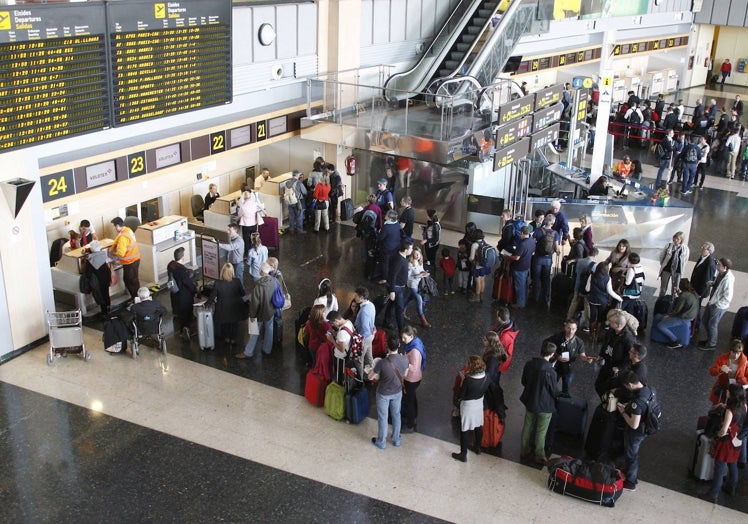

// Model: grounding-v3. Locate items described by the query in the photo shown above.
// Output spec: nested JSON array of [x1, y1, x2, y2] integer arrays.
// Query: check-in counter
[[204, 189, 241, 231], [135, 215, 196, 285], [259, 172, 293, 224], [51, 238, 127, 316]]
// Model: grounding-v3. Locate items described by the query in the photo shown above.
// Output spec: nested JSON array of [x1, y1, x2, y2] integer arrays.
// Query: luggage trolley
[[46, 309, 90, 365]]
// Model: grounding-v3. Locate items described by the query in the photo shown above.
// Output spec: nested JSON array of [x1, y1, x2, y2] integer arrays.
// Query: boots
[[420, 315, 431, 328]]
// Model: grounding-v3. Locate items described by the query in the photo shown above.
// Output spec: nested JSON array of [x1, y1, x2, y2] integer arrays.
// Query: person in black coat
[[594, 311, 637, 396], [519, 342, 560, 465], [210, 263, 248, 347], [167, 247, 198, 339], [690, 241, 718, 303]]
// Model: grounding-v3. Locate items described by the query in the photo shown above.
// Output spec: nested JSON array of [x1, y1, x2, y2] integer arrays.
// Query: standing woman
[[83, 240, 112, 318], [167, 247, 198, 339], [247, 232, 268, 283], [579, 214, 594, 252], [312, 173, 331, 233], [703, 384, 746, 503], [403, 246, 431, 328], [401, 326, 426, 433], [304, 304, 332, 368], [708, 339, 748, 405], [238, 190, 260, 261], [210, 263, 247, 348], [313, 278, 339, 319], [658, 231, 690, 297], [585, 262, 622, 337], [606, 239, 631, 275], [482, 331, 508, 387], [452, 355, 489, 462], [422, 209, 441, 271]]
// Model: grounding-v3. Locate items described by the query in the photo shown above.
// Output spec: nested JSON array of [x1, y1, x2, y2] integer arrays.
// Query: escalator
[[383, 0, 537, 104]]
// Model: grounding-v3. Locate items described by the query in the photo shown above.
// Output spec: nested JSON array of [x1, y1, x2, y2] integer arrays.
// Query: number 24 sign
[[40, 170, 74, 203]]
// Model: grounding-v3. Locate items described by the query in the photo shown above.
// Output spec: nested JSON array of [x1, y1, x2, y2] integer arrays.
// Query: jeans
[[682, 162, 697, 192], [374, 391, 402, 448], [558, 372, 574, 395], [709, 460, 738, 497], [531, 257, 552, 302], [513, 268, 529, 307], [520, 411, 553, 458], [623, 430, 646, 485], [232, 261, 245, 288], [243, 318, 274, 356], [289, 203, 304, 232], [655, 157, 671, 188], [702, 304, 726, 347], [443, 275, 454, 293], [404, 286, 425, 316], [652, 315, 690, 344]]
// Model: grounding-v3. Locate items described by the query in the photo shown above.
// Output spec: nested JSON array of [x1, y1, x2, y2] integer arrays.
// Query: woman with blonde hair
[[452, 355, 489, 462], [247, 232, 268, 282], [403, 246, 431, 327], [209, 263, 247, 348]]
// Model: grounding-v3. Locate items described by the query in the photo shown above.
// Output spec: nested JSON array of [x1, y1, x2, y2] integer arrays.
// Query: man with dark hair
[[699, 257, 734, 350], [595, 311, 637, 396], [354, 286, 376, 373], [167, 246, 198, 339], [109, 216, 141, 299], [519, 342, 560, 466], [368, 335, 409, 449], [219, 224, 245, 286], [543, 319, 588, 395], [398, 196, 414, 238], [507, 226, 534, 308], [386, 239, 413, 331], [492, 306, 519, 377], [616, 371, 651, 491]]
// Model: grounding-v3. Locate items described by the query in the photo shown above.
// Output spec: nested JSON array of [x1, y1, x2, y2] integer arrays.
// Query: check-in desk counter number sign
[[135, 215, 196, 284]]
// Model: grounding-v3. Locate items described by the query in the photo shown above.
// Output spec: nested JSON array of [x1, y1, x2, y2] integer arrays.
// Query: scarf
[[403, 336, 427, 370]]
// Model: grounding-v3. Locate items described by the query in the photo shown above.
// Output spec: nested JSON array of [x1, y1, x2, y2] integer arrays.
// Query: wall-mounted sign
[[267, 116, 288, 138], [154, 143, 182, 169], [85, 160, 117, 189], [40, 170, 75, 203], [127, 151, 147, 178], [210, 131, 226, 155], [229, 125, 251, 148]]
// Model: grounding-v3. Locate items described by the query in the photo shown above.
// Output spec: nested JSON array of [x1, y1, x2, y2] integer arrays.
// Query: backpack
[[578, 260, 595, 293], [352, 209, 364, 224], [536, 228, 556, 257], [271, 278, 285, 309], [628, 110, 642, 125], [684, 144, 699, 163], [642, 387, 662, 436], [655, 143, 666, 159], [502, 219, 526, 249], [340, 326, 364, 359], [477, 240, 497, 269], [284, 181, 299, 206], [356, 209, 377, 238]]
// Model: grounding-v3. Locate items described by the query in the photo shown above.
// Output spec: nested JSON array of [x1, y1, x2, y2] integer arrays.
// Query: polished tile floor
[[2, 85, 748, 522]]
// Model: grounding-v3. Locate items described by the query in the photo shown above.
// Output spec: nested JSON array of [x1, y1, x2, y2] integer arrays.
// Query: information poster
[[200, 235, 220, 281]]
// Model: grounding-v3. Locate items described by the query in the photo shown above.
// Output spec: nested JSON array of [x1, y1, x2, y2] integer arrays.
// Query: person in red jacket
[[709, 338, 748, 404], [492, 306, 519, 374], [439, 247, 456, 295], [720, 59, 732, 85]]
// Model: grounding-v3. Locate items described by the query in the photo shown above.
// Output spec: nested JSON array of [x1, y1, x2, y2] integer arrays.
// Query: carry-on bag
[[547, 456, 624, 507], [324, 381, 346, 420], [304, 370, 329, 407], [555, 395, 589, 436], [194, 301, 215, 351]]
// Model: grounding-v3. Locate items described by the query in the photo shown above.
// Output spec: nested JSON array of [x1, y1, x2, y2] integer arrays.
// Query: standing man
[[369, 335, 409, 449], [386, 239, 413, 332], [219, 224, 245, 287], [375, 178, 394, 215], [655, 129, 675, 188], [699, 258, 735, 351], [519, 341, 560, 466], [398, 196, 415, 239], [109, 217, 141, 299], [720, 58, 732, 85], [254, 167, 270, 191], [284, 170, 307, 234], [616, 371, 652, 491], [167, 247, 198, 339], [354, 286, 376, 376], [595, 312, 637, 396], [543, 319, 589, 395], [732, 95, 743, 120], [531, 216, 560, 307], [680, 136, 701, 195], [506, 226, 534, 308], [690, 242, 717, 305], [695, 135, 711, 189], [725, 129, 742, 179]]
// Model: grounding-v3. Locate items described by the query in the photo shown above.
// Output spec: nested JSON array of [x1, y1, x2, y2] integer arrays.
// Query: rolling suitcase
[[584, 404, 623, 460], [273, 313, 283, 345], [345, 386, 369, 424], [492, 267, 514, 304], [555, 395, 589, 437], [551, 273, 574, 309], [690, 430, 715, 481], [340, 198, 354, 221], [194, 302, 215, 351], [622, 299, 648, 335], [304, 370, 329, 407], [324, 381, 346, 420], [654, 295, 673, 316], [258, 215, 280, 251]]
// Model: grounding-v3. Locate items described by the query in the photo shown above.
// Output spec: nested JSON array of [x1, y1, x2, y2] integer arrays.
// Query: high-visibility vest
[[115, 227, 141, 265]]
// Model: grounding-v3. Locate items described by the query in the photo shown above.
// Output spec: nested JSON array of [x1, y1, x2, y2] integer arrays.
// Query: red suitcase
[[304, 370, 329, 407], [492, 267, 514, 304], [258, 215, 280, 251], [372, 329, 387, 358]]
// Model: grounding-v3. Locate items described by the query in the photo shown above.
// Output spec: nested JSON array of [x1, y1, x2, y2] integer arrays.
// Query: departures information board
[[0, 0, 232, 152], [108, 0, 232, 125], [0, 4, 110, 151]]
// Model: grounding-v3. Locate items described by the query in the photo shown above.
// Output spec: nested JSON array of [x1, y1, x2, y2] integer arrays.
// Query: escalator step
[[466, 25, 482, 35], [455, 43, 470, 53], [444, 60, 460, 69], [438, 69, 453, 78]]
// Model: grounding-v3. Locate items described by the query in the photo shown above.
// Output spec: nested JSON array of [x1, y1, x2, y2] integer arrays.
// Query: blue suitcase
[[555, 395, 589, 436], [345, 386, 369, 424]]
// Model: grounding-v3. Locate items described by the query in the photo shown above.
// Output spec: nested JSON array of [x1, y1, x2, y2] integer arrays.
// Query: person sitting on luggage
[[544, 318, 590, 396], [708, 339, 748, 405], [130, 287, 168, 336], [651, 279, 700, 349]]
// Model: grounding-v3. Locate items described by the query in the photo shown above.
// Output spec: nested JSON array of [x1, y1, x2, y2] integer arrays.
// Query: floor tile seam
[[3, 350, 747, 522]]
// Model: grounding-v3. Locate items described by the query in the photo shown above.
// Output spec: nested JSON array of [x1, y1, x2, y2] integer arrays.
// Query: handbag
[[248, 318, 259, 335], [280, 277, 292, 311], [255, 211, 265, 226], [316, 199, 328, 210]]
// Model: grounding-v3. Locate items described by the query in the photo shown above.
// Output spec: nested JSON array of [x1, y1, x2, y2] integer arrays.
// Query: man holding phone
[[616, 371, 651, 492]]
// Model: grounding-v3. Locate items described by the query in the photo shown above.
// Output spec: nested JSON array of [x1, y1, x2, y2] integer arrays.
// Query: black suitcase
[[555, 395, 589, 436], [551, 273, 574, 309], [340, 198, 354, 221], [273, 314, 283, 345], [622, 299, 648, 335], [654, 295, 673, 316], [585, 404, 624, 460]]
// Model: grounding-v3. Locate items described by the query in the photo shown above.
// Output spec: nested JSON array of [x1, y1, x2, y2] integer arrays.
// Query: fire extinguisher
[[345, 154, 356, 176]]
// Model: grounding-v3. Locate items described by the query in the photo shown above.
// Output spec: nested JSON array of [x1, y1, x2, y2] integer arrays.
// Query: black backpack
[[536, 229, 556, 257], [684, 144, 699, 163], [629, 110, 642, 125], [642, 387, 662, 436]]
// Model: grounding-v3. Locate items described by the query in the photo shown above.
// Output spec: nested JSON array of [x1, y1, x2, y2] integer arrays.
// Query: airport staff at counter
[[204, 184, 220, 210]]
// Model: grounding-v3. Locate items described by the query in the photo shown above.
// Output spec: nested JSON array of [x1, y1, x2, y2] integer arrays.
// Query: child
[[456, 240, 471, 294], [440, 247, 456, 295]]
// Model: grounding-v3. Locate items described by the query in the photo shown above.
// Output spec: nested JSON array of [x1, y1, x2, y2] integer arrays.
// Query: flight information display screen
[[0, 5, 110, 151], [108, 0, 232, 125]]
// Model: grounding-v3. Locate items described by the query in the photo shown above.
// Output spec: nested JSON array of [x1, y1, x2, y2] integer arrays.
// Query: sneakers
[[698, 344, 717, 351], [683, 190, 692, 196], [666, 341, 683, 349], [623, 481, 637, 492]]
